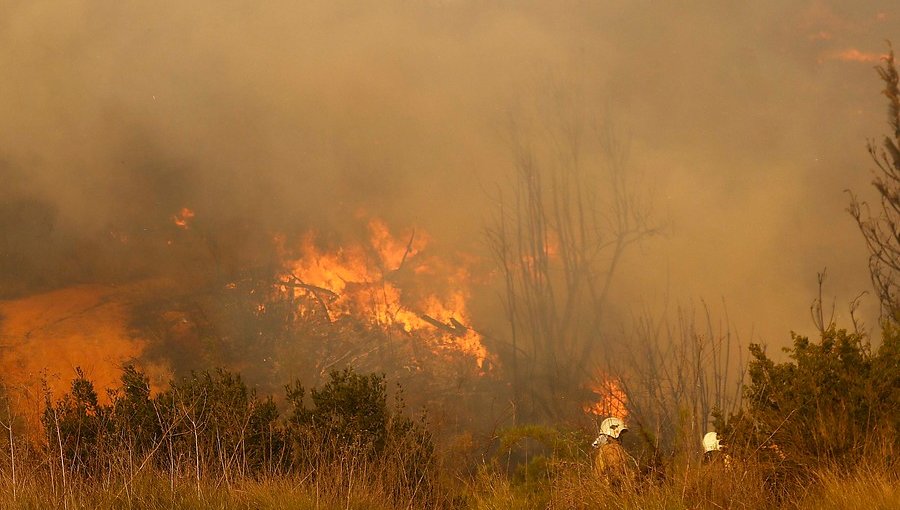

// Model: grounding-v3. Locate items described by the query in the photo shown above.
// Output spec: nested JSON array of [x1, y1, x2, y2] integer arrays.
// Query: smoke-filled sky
[[2, 0, 899, 350]]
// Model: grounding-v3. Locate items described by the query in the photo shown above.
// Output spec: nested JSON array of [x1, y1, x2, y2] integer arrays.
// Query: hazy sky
[[2, 0, 899, 349]]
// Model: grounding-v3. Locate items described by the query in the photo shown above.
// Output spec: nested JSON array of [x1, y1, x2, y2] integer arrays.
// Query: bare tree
[[604, 302, 745, 460], [486, 83, 660, 422], [848, 46, 900, 320]]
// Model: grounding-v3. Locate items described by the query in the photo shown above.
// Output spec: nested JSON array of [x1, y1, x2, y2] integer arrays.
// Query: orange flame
[[172, 207, 195, 229], [583, 377, 628, 418], [279, 219, 489, 368]]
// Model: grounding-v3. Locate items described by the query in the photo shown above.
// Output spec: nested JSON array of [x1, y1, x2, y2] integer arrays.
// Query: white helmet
[[600, 417, 627, 439], [702, 432, 722, 452]]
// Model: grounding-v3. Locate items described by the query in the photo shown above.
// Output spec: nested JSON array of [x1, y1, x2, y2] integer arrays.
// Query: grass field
[[0, 446, 895, 509]]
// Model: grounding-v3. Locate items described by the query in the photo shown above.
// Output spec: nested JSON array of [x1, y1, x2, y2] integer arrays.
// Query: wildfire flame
[[584, 377, 628, 418], [172, 207, 195, 229], [279, 218, 489, 368], [0, 213, 490, 427]]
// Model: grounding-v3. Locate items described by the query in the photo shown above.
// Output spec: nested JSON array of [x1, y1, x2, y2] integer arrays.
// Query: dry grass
[[793, 463, 900, 510], [461, 454, 900, 510], [0, 434, 448, 510], [0, 467, 426, 509], [0, 454, 893, 509]]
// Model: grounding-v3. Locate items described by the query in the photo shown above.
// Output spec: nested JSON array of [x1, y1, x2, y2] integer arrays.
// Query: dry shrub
[[794, 455, 900, 510], [546, 456, 773, 510]]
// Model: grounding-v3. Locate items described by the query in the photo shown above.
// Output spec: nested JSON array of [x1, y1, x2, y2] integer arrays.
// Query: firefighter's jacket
[[593, 439, 635, 485], [702, 449, 734, 470]]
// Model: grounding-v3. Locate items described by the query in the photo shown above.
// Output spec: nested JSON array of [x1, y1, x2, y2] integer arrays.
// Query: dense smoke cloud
[[1, 0, 899, 373]]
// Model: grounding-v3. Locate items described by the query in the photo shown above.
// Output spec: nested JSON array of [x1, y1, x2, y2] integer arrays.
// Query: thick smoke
[[1, 0, 899, 395]]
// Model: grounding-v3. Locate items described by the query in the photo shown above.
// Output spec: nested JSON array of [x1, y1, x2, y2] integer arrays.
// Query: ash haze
[[1, 0, 899, 359]]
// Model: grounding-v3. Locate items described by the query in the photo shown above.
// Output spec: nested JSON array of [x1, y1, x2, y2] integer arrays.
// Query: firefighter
[[695, 431, 736, 505], [592, 417, 636, 486], [702, 432, 722, 462], [701, 431, 732, 468]]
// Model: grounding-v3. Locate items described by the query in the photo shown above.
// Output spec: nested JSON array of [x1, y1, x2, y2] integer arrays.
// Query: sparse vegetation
[[849, 47, 900, 320], [0, 334, 893, 510], [26, 365, 442, 509]]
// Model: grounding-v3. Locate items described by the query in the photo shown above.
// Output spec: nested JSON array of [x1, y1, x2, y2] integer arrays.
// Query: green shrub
[[284, 367, 436, 500], [109, 364, 160, 457], [726, 326, 900, 470], [42, 367, 112, 476], [285, 369, 390, 460]]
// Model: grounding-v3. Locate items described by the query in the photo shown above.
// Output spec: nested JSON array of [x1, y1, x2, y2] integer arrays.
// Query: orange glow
[[0, 283, 171, 428], [172, 207, 195, 229], [280, 218, 489, 368], [826, 48, 886, 63], [583, 377, 628, 418]]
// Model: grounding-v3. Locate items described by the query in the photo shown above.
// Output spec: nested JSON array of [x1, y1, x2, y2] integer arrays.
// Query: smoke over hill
[[1, 1, 899, 422]]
